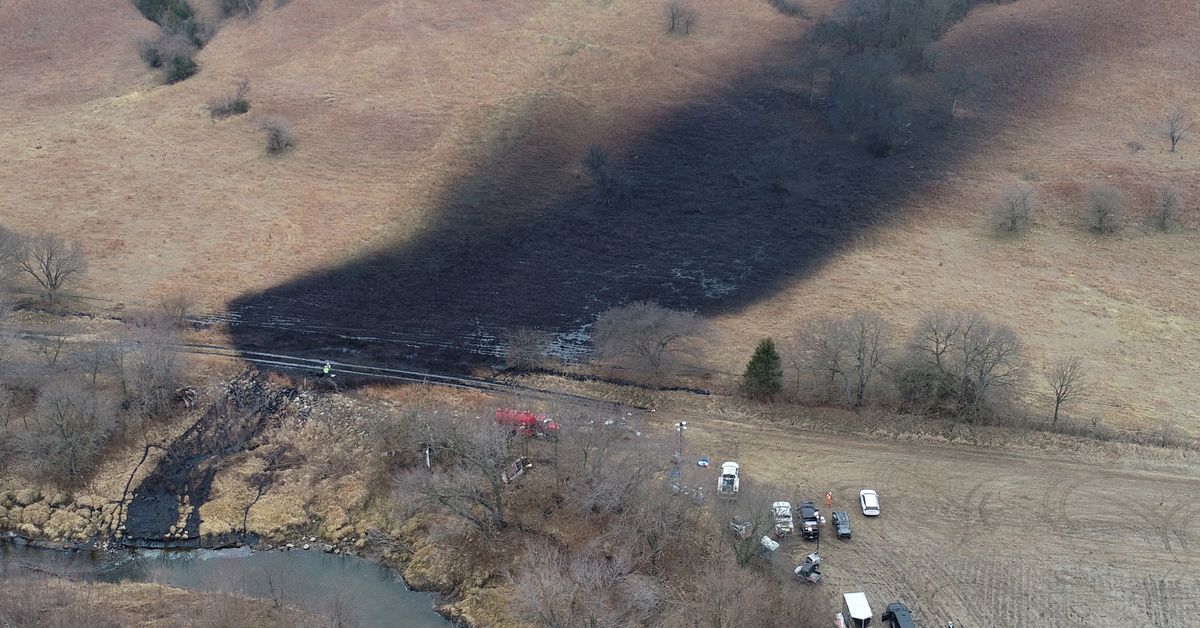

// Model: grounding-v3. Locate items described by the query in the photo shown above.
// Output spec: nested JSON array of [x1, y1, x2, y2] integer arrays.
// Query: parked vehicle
[[859, 489, 881, 516], [729, 515, 752, 539], [882, 602, 916, 628], [841, 592, 873, 628], [717, 462, 740, 499], [772, 501, 794, 537], [832, 511, 852, 539], [798, 500, 821, 540], [495, 409, 559, 439]]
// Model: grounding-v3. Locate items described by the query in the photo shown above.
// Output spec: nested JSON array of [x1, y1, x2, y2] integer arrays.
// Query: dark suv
[[882, 602, 916, 628], [798, 500, 820, 540], [831, 511, 852, 539]]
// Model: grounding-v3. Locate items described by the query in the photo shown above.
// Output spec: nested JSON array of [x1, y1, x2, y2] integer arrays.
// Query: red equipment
[[495, 409, 559, 439]]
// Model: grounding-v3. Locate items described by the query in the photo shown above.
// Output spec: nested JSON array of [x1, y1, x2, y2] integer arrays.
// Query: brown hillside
[[1, 0, 1198, 431]]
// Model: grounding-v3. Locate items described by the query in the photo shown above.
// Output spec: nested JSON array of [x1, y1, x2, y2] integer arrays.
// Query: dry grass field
[[658, 409, 1200, 627], [2, 0, 1198, 433]]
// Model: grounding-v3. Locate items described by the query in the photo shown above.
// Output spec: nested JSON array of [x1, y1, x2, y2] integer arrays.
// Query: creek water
[[0, 541, 452, 627]]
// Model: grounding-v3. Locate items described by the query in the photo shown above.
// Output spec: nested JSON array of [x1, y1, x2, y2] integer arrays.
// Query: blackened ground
[[123, 372, 297, 544], [226, 7, 1095, 373]]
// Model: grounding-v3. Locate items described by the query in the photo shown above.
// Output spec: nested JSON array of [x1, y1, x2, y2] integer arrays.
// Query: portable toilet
[[842, 592, 872, 627]]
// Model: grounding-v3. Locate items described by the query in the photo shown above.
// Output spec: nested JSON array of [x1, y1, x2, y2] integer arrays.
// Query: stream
[[0, 541, 452, 627]]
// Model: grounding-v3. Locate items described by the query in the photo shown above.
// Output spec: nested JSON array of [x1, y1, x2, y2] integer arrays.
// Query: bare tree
[[899, 310, 1024, 420], [158, 292, 197, 327], [992, 184, 1036, 233], [501, 327, 554, 371], [508, 544, 661, 628], [940, 66, 986, 116], [400, 412, 515, 533], [1153, 183, 1182, 231], [665, 1, 697, 34], [15, 233, 86, 307], [1085, 185, 1123, 234], [592, 301, 707, 383], [116, 320, 187, 422], [827, 53, 909, 155], [843, 311, 889, 407], [21, 380, 117, 486], [1160, 107, 1193, 152], [581, 145, 629, 208], [796, 312, 888, 406], [1046, 356, 1085, 424]]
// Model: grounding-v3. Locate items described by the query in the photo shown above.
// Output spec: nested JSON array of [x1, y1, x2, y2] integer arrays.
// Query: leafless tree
[[15, 233, 86, 307], [21, 379, 117, 486], [668, 553, 830, 628], [28, 332, 70, 369], [992, 184, 1036, 233], [158, 292, 197, 327], [592, 301, 707, 383], [940, 66, 986, 116], [899, 310, 1024, 420], [581, 145, 629, 208], [508, 544, 661, 628], [115, 320, 187, 422], [711, 480, 787, 567], [502, 327, 554, 371], [827, 53, 909, 155], [796, 318, 849, 402], [1153, 183, 1182, 231], [1085, 185, 1123, 234], [665, 2, 697, 34], [843, 311, 889, 407], [795, 312, 888, 406], [400, 412, 515, 533], [1160, 107, 1193, 152], [220, 0, 261, 17], [1046, 356, 1086, 424]]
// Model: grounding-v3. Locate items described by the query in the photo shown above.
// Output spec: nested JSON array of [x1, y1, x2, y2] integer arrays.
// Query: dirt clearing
[[661, 413, 1200, 626]]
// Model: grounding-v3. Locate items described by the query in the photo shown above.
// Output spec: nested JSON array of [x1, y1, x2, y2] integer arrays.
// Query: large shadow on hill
[[227, 5, 1093, 371]]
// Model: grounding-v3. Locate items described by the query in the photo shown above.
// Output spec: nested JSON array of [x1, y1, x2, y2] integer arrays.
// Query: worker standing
[[322, 361, 333, 377], [826, 491, 833, 509]]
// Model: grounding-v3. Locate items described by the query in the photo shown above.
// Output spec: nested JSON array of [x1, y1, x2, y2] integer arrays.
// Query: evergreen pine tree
[[742, 338, 783, 400]]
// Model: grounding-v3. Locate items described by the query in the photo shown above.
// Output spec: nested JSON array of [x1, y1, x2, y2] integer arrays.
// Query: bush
[[208, 79, 251, 118], [992, 184, 1036, 233], [262, 117, 296, 155], [138, 32, 196, 69], [768, 0, 806, 17], [1085, 185, 1123, 234], [220, 0, 262, 17], [135, 0, 194, 25], [165, 55, 199, 84]]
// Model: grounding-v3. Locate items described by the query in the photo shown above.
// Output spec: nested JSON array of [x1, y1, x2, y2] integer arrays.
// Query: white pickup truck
[[717, 461, 740, 498]]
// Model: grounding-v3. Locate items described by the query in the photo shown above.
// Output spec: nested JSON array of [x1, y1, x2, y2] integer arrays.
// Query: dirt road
[[663, 414, 1200, 627]]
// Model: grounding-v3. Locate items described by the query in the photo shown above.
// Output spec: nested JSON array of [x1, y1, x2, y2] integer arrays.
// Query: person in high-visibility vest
[[322, 361, 332, 376], [826, 491, 833, 509]]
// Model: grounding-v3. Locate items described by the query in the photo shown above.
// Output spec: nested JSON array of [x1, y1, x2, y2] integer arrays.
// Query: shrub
[[1085, 185, 1122, 234], [138, 32, 196, 69], [219, 0, 262, 17], [135, 0, 194, 25], [208, 79, 251, 118], [165, 55, 199, 84], [262, 117, 296, 155], [768, 0, 807, 17], [992, 184, 1036, 233]]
